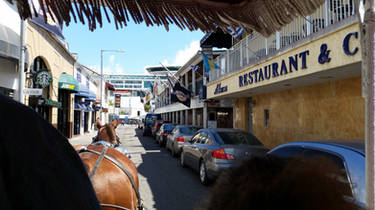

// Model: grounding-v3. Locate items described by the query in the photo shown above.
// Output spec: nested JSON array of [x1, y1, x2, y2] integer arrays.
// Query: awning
[[75, 84, 90, 97], [200, 28, 233, 49], [58, 73, 79, 92], [0, 23, 19, 60], [87, 106, 94, 111], [85, 91, 97, 101], [29, 96, 62, 108], [74, 103, 84, 110], [105, 82, 115, 91]]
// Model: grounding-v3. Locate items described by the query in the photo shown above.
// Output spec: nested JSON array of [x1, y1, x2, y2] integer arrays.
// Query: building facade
[[0, 0, 22, 99], [205, 0, 362, 148], [73, 63, 99, 136], [105, 74, 170, 119], [25, 19, 78, 138], [153, 51, 233, 129]]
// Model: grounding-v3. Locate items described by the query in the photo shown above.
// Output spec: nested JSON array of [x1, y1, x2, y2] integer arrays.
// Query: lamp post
[[100, 49, 125, 123]]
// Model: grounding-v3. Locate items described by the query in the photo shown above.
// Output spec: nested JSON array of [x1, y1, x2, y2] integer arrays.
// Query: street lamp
[[100, 49, 125, 123]]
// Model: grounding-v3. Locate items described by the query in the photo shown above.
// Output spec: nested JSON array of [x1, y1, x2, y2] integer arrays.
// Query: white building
[[0, 0, 22, 98], [105, 67, 179, 119]]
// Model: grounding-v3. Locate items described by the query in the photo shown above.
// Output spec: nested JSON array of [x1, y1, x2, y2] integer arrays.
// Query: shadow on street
[[135, 128, 210, 210]]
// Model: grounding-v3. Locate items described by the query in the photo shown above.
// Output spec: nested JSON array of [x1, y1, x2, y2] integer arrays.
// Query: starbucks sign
[[35, 71, 52, 88]]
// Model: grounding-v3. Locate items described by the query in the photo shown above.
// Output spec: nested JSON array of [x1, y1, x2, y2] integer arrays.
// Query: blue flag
[[228, 27, 244, 39], [189, 64, 200, 72], [201, 52, 220, 73]]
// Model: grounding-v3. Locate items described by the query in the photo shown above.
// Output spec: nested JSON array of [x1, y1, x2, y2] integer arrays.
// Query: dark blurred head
[[199, 155, 359, 210]]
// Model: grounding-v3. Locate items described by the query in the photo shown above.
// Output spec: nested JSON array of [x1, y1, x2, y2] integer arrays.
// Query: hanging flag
[[171, 82, 191, 107], [145, 91, 152, 103], [202, 52, 220, 74], [153, 81, 159, 96], [189, 64, 200, 72], [167, 76, 175, 93], [228, 26, 244, 39], [30, 0, 64, 40]]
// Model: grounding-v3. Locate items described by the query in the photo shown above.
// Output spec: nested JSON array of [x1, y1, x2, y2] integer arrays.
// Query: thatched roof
[[11, 0, 324, 37]]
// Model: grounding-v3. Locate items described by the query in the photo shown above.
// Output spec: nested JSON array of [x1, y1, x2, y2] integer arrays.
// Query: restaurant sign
[[238, 31, 359, 88], [214, 83, 228, 95]]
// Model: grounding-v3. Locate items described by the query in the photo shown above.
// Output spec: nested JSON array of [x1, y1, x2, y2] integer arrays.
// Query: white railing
[[209, 0, 355, 82]]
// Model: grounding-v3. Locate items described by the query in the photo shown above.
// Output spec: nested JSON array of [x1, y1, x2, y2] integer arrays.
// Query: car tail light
[[162, 132, 168, 135], [212, 149, 235, 160], [176, 136, 186, 142]]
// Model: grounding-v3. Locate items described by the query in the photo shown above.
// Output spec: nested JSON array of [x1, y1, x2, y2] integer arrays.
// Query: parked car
[[143, 113, 161, 136], [166, 125, 202, 157], [151, 120, 166, 138], [155, 123, 175, 146], [180, 128, 268, 185], [267, 141, 365, 207]]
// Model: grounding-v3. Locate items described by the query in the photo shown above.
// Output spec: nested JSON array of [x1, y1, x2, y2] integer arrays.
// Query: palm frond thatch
[[10, 0, 325, 37]]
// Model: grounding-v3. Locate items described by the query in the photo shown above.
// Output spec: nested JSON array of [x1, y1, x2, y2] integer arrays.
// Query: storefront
[[206, 22, 363, 148], [73, 83, 95, 135], [58, 73, 78, 138], [27, 56, 61, 122]]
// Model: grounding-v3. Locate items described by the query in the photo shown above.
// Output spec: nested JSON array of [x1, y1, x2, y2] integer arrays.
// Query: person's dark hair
[[198, 155, 359, 210]]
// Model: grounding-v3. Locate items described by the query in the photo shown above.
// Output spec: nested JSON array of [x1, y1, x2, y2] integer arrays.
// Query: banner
[[171, 82, 191, 107], [115, 94, 121, 108]]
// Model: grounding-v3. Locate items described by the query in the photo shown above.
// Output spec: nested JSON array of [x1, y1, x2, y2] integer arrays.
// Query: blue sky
[[62, 20, 204, 75]]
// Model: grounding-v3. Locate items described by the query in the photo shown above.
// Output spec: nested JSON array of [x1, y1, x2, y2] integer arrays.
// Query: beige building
[[206, 2, 363, 149], [25, 21, 78, 138]]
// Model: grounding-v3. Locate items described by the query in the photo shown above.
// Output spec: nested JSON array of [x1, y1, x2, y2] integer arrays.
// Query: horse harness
[[78, 146, 144, 210]]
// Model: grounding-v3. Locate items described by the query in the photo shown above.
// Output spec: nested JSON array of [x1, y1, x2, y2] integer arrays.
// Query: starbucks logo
[[35, 71, 52, 88]]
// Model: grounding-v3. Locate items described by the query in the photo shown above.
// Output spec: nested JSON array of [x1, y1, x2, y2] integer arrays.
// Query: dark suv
[[143, 113, 161, 136]]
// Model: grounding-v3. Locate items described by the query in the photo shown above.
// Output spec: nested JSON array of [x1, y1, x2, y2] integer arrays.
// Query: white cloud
[[158, 40, 201, 67], [174, 40, 200, 65]]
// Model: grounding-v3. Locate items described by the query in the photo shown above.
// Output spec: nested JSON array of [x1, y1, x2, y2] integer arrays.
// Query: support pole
[[100, 50, 104, 123], [18, 19, 26, 103], [358, 0, 375, 209]]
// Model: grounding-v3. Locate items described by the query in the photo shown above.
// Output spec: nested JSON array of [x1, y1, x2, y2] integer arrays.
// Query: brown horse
[[74, 119, 142, 210]]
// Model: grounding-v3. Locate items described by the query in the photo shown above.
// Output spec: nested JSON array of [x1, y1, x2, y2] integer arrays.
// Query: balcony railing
[[209, 0, 355, 82]]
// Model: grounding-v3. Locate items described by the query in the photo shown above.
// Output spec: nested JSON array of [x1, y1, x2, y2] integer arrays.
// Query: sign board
[[23, 88, 43, 96], [35, 71, 52, 87]]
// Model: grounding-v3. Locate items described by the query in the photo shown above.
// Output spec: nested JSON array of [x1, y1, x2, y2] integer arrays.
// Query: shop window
[[264, 109, 269, 127]]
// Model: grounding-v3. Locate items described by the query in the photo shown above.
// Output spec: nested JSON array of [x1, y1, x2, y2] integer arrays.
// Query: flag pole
[[159, 62, 188, 88]]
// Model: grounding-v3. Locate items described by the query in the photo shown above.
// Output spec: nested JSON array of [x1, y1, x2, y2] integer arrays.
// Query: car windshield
[[179, 127, 200, 135], [217, 132, 263, 145], [163, 124, 175, 132]]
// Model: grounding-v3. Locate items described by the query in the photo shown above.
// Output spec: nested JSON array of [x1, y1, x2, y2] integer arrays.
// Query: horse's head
[[93, 118, 120, 146]]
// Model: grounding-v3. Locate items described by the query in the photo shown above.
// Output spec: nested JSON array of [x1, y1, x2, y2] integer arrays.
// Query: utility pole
[[18, 19, 26, 103]]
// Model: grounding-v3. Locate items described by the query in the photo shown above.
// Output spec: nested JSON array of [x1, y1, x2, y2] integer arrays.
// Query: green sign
[[35, 71, 52, 88], [44, 99, 62, 108], [58, 73, 79, 92]]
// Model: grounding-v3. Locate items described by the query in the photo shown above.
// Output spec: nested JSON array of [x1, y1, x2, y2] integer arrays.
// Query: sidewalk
[[69, 131, 97, 146]]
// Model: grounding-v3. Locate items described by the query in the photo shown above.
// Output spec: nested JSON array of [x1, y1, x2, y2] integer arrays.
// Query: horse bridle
[[78, 146, 144, 210], [93, 124, 121, 146]]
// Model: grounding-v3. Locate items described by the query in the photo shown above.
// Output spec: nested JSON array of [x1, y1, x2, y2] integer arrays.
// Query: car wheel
[[180, 151, 186, 167], [200, 161, 209, 185]]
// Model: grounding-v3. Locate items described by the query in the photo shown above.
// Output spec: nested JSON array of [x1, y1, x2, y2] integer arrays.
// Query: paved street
[[70, 125, 210, 210]]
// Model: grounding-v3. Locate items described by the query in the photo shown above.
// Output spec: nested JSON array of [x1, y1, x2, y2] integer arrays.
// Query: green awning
[[58, 73, 79, 92]]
